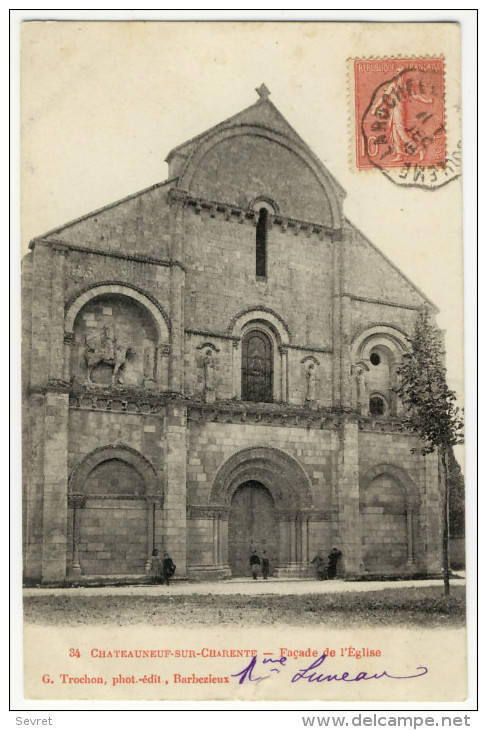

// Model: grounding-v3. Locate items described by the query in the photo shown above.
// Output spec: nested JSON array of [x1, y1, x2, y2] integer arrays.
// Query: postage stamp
[[354, 58, 446, 171]]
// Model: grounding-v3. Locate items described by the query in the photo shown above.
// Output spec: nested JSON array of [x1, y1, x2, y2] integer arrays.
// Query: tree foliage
[[447, 446, 465, 539], [396, 309, 464, 595], [396, 308, 464, 454]]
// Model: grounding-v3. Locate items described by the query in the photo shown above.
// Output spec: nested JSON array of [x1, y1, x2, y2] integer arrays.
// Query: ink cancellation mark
[[354, 58, 460, 190]]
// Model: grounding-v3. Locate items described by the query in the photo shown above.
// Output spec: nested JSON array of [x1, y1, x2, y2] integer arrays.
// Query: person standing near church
[[261, 550, 270, 580], [250, 550, 261, 580], [327, 547, 342, 580], [162, 551, 176, 586]]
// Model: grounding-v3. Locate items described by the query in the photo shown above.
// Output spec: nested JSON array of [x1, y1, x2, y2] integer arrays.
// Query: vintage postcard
[[19, 20, 468, 706]]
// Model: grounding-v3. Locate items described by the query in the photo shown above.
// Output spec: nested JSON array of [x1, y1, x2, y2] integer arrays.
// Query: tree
[[447, 446, 465, 546], [395, 308, 464, 595]]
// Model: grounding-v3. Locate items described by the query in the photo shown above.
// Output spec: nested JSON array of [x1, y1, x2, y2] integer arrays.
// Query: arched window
[[256, 208, 268, 277], [242, 330, 273, 402], [369, 394, 387, 416]]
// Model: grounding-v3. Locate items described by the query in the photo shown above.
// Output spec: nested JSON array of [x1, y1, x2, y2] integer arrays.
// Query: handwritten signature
[[231, 654, 428, 685]]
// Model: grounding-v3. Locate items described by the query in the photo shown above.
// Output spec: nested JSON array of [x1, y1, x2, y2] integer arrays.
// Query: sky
[[20, 21, 468, 401]]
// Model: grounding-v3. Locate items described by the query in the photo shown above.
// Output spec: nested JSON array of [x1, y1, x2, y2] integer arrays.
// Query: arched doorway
[[360, 474, 409, 573], [228, 481, 278, 577], [68, 445, 161, 578], [78, 458, 149, 575]]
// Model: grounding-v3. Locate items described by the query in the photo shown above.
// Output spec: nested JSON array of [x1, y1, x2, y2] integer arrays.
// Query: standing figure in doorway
[[250, 550, 261, 580], [261, 550, 270, 580]]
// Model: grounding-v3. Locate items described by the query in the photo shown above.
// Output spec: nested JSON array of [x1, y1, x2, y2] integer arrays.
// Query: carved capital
[[68, 494, 86, 509], [276, 510, 299, 522], [158, 343, 171, 357], [187, 504, 226, 520], [147, 493, 165, 508], [47, 378, 70, 393]]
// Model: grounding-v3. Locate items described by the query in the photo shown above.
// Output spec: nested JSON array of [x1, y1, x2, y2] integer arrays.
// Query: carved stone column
[[145, 500, 156, 573], [169, 198, 185, 393], [163, 404, 187, 576], [186, 505, 231, 580], [157, 343, 170, 390], [406, 508, 414, 566], [331, 237, 341, 407], [63, 332, 74, 383], [49, 243, 68, 383], [336, 418, 363, 576], [212, 513, 218, 565], [68, 494, 85, 577], [300, 510, 312, 571], [279, 345, 289, 402], [41, 391, 69, 582], [276, 514, 289, 570], [274, 511, 301, 577], [232, 340, 240, 398], [219, 510, 229, 570]]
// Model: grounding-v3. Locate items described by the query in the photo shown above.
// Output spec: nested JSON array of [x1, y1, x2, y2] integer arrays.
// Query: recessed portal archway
[[228, 481, 278, 577]]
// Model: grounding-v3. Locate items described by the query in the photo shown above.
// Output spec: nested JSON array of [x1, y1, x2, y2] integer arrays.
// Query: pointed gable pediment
[[167, 88, 344, 229]]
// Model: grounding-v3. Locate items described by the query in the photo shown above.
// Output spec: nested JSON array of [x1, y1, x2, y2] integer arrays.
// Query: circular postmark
[[360, 66, 461, 190]]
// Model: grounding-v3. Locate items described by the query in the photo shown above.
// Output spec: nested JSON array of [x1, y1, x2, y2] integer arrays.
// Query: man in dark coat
[[327, 547, 342, 579], [162, 552, 176, 585], [250, 550, 260, 580]]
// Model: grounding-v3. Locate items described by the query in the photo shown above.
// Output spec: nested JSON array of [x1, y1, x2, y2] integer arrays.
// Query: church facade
[[22, 87, 443, 584]]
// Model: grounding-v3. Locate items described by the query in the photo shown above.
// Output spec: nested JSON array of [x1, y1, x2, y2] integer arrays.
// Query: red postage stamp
[[354, 58, 445, 170]]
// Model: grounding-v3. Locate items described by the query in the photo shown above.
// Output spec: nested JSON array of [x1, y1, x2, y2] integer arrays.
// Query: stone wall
[[78, 460, 148, 576], [43, 182, 173, 260], [186, 419, 337, 510], [64, 250, 172, 314], [183, 211, 334, 350], [344, 223, 427, 308], [358, 428, 441, 574], [188, 134, 334, 226]]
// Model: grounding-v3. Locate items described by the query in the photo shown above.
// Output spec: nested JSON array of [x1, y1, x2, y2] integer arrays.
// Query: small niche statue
[[304, 361, 317, 409], [203, 348, 216, 403], [355, 365, 368, 416]]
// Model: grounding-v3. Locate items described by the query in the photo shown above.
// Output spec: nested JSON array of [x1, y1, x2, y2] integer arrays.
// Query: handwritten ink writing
[[231, 656, 265, 685], [291, 654, 428, 684], [231, 654, 428, 686]]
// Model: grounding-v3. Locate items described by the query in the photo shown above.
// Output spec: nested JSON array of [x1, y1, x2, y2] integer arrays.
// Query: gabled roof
[[29, 178, 176, 246], [344, 217, 439, 313], [166, 87, 346, 199]]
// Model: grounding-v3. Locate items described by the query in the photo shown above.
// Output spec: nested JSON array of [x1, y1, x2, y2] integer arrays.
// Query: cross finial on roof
[[255, 83, 271, 100]]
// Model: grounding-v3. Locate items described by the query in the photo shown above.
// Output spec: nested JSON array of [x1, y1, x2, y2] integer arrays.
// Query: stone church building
[[22, 86, 443, 584]]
